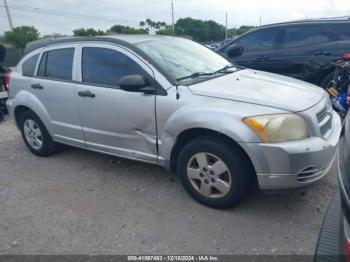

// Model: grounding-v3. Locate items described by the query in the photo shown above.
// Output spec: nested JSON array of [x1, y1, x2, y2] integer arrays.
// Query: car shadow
[[58, 145, 338, 216]]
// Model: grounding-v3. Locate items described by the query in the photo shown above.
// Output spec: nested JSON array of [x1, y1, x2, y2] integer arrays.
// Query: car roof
[[218, 17, 350, 51], [258, 17, 350, 29], [23, 35, 177, 84], [24, 34, 173, 55]]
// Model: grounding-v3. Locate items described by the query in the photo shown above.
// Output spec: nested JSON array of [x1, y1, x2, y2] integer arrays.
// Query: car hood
[[188, 69, 326, 112]]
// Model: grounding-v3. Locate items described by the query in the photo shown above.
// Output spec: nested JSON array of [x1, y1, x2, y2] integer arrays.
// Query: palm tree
[[145, 19, 152, 28], [155, 22, 161, 30], [145, 19, 153, 34], [139, 21, 146, 28]]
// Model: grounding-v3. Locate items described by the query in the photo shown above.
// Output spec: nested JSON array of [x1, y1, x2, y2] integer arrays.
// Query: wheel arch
[[12, 91, 53, 134], [169, 127, 256, 175]]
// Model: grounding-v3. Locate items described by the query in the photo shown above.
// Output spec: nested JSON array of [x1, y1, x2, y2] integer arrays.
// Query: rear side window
[[236, 28, 279, 51], [22, 54, 39, 77], [38, 48, 74, 80], [82, 47, 145, 87], [282, 25, 329, 48], [322, 23, 350, 40]]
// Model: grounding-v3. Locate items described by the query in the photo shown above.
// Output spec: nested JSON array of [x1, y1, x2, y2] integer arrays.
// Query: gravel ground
[[0, 116, 339, 255]]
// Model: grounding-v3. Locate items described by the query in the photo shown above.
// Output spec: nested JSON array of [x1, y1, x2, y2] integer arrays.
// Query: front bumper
[[242, 110, 341, 191]]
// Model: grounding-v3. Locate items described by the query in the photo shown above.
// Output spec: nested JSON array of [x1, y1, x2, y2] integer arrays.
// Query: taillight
[[345, 238, 350, 262], [4, 72, 11, 94], [343, 53, 350, 60]]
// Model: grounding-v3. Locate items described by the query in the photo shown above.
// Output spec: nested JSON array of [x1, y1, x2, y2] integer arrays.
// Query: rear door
[[75, 43, 158, 163], [322, 22, 350, 57], [33, 45, 85, 147], [271, 24, 337, 81]]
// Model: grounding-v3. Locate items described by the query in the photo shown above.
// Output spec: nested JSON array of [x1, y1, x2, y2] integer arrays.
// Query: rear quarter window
[[322, 23, 350, 40], [22, 54, 39, 77]]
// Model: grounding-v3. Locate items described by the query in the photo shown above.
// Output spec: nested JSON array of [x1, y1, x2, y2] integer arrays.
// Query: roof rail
[[294, 16, 350, 22], [259, 16, 350, 28]]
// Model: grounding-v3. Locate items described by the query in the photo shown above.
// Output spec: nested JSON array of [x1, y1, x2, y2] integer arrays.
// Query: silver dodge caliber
[[6, 35, 341, 208]]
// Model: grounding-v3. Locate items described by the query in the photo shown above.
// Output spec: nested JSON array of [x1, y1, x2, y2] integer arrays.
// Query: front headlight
[[243, 114, 309, 143]]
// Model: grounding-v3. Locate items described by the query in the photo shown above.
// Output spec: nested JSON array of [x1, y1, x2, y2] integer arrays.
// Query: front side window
[[22, 54, 39, 77], [282, 25, 329, 48], [38, 48, 74, 80], [82, 47, 145, 87], [136, 37, 232, 84], [236, 28, 279, 51]]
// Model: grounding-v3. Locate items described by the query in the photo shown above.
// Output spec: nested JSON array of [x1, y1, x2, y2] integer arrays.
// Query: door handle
[[78, 90, 95, 98], [31, 83, 43, 90], [315, 51, 331, 56], [256, 56, 270, 61]]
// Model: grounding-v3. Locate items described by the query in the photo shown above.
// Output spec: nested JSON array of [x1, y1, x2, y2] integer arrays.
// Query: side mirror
[[119, 74, 150, 93], [227, 46, 244, 57]]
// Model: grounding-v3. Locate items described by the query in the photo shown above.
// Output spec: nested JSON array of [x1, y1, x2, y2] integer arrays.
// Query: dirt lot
[[0, 116, 339, 255]]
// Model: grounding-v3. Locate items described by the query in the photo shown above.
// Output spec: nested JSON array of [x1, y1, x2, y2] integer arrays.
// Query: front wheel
[[177, 137, 254, 209]]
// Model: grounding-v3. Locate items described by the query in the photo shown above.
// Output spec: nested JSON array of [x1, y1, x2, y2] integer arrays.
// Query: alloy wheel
[[186, 152, 232, 198]]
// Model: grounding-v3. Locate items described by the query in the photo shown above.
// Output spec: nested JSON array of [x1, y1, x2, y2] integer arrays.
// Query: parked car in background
[[6, 35, 341, 208], [0, 44, 10, 117], [315, 111, 350, 261], [218, 17, 350, 88]]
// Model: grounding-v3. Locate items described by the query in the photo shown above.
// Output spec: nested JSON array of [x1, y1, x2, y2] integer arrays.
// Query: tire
[[320, 72, 335, 90], [20, 110, 59, 157], [177, 136, 254, 209]]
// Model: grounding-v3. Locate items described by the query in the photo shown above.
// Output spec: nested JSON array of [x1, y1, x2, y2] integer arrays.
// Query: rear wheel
[[20, 110, 59, 156], [177, 137, 254, 209]]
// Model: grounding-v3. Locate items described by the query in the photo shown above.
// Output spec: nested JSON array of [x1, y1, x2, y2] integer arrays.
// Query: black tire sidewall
[[177, 137, 252, 209], [20, 111, 56, 156]]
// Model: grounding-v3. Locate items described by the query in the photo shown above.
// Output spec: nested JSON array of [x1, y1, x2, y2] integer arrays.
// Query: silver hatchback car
[[6, 35, 341, 208]]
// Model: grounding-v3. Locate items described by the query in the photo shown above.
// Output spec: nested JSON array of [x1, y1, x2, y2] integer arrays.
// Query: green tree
[[4, 26, 39, 49], [235, 25, 256, 35], [42, 33, 66, 39], [157, 25, 175, 36], [108, 25, 148, 35], [73, 28, 106, 36], [175, 17, 225, 42]]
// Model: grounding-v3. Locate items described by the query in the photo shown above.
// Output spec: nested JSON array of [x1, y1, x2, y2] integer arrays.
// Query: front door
[[76, 44, 158, 163], [225, 27, 280, 73]]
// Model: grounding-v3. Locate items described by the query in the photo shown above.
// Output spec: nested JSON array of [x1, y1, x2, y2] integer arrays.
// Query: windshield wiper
[[176, 72, 214, 81], [214, 64, 236, 74], [176, 65, 236, 82]]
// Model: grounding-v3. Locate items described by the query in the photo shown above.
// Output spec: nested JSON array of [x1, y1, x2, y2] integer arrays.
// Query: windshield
[[136, 37, 235, 84]]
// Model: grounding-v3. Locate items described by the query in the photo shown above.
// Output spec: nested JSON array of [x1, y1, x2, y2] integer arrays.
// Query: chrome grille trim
[[317, 105, 332, 137], [316, 106, 328, 122]]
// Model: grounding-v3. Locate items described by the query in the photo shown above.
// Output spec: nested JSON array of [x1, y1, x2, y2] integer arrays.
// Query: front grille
[[317, 105, 332, 136], [317, 106, 328, 122]]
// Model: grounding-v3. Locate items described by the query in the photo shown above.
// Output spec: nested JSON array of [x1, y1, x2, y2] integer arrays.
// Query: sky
[[0, 0, 349, 36]]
